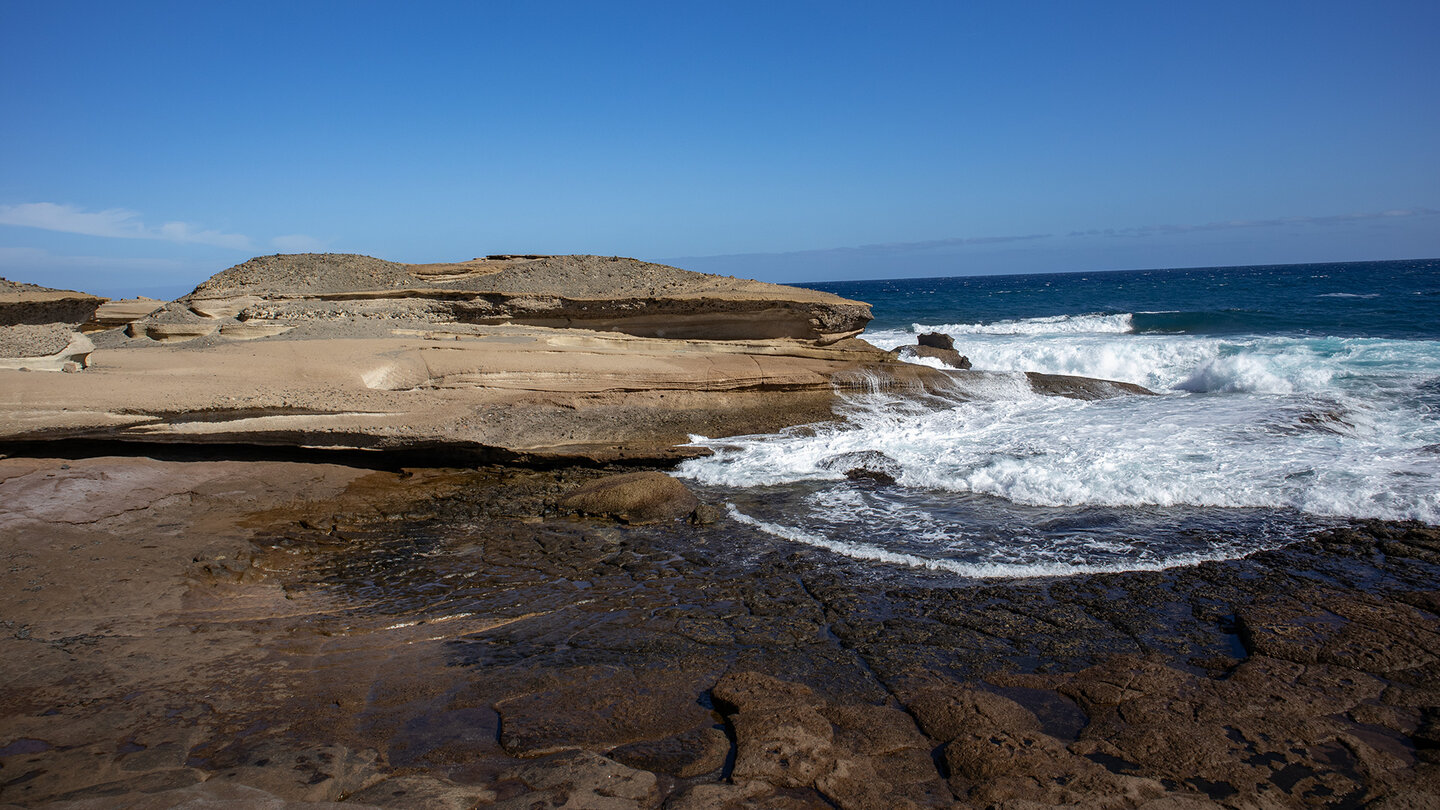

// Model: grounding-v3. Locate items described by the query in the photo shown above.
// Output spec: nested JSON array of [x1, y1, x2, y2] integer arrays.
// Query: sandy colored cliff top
[[185, 253, 856, 303]]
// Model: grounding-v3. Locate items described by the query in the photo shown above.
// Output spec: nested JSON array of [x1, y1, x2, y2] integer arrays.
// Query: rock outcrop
[[0, 253, 1153, 461], [0, 278, 102, 372], [893, 331, 973, 369], [144, 253, 875, 344], [82, 297, 163, 332], [0, 254, 909, 462]]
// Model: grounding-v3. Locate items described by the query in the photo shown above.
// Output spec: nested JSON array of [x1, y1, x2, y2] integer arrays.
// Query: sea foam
[[680, 333, 1440, 526], [687, 270, 1440, 576], [723, 504, 1265, 579]]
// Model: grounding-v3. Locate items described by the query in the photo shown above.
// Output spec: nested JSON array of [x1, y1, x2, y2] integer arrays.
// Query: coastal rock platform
[[1, 456, 1436, 808], [2, 253, 1275, 809]]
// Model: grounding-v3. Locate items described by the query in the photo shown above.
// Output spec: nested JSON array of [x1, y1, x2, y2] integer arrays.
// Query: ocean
[[675, 258, 1440, 579]]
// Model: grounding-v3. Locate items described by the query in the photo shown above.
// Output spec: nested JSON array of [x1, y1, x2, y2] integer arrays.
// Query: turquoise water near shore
[[677, 259, 1440, 578]]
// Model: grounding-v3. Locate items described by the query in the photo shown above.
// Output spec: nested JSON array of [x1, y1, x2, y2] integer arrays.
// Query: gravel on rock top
[[181, 253, 853, 304], [186, 254, 417, 298]]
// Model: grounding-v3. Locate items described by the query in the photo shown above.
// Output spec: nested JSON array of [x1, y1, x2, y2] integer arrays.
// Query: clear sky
[[2, 1, 1437, 297]]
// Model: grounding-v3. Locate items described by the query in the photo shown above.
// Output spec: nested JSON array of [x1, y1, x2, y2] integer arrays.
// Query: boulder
[[916, 331, 954, 350], [909, 344, 971, 369], [818, 451, 902, 485], [896, 343, 971, 370], [560, 471, 701, 524]]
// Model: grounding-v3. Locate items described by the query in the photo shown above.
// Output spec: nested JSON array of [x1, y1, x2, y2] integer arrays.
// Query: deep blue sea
[[675, 259, 1440, 579]]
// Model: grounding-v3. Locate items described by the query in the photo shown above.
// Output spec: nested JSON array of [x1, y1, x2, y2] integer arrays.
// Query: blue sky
[[2, 1, 1437, 297]]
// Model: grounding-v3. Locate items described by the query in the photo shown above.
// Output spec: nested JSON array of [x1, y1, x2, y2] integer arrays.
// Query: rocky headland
[[0, 253, 1146, 463], [1, 254, 1435, 809]]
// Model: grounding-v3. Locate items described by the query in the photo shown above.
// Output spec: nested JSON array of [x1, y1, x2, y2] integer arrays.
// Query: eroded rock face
[[0, 254, 910, 462], [81, 297, 163, 333], [903, 344, 972, 369], [0, 279, 104, 328], [0, 278, 103, 371], [161, 253, 875, 345]]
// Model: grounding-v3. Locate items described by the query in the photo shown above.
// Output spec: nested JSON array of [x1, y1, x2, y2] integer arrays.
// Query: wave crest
[[918, 312, 1134, 336]]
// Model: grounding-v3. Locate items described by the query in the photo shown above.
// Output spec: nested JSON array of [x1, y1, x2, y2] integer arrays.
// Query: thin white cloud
[[669, 233, 1050, 264], [0, 246, 191, 271], [270, 233, 328, 252], [0, 202, 252, 250], [670, 206, 1438, 265], [1067, 207, 1440, 238]]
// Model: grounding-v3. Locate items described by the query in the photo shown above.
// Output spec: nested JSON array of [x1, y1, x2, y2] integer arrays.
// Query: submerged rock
[[820, 450, 902, 485], [1025, 370, 1154, 399]]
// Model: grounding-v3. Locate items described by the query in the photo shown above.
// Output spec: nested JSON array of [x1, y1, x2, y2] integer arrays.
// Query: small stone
[[689, 502, 721, 525]]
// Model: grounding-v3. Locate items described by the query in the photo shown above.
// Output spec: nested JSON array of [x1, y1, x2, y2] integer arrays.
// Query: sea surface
[[675, 259, 1440, 579]]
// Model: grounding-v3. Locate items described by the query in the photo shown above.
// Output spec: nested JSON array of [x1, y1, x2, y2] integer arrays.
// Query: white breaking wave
[[1175, 351, 1335, 395], [725, 505, 1264, 579], [680, 334, 1440, 524], [872, 324, 1440, 397], [929, 312, 1135, 336], [964, 334, 1219, 390], [864, 313, 1132, 353]]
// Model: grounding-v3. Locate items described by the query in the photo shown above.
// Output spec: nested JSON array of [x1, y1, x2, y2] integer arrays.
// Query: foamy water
[[679, 297, 1440, 578]]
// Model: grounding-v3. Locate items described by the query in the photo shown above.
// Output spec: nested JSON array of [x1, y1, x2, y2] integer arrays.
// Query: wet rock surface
[[908, 344, 972, 369], [2, 457, 1438, 808]]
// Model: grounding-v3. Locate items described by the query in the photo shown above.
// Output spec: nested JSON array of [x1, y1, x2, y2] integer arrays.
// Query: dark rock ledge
[[2, 459, 1435, 808]]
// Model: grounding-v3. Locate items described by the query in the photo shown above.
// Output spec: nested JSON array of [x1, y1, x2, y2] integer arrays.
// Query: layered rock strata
[[0, 253, 1151, 462], [0, 279, 102, 372], [139, 253, 875, 344]]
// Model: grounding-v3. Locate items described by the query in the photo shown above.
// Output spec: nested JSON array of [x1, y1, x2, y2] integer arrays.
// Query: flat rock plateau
[[1, 254, 1436, 809]]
